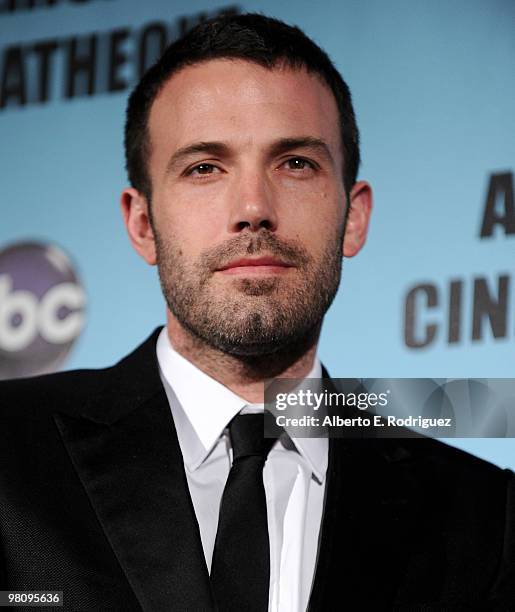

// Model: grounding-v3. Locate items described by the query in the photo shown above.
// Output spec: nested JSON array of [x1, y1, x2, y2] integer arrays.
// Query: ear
[[342, 180, 373, 257], [120, 187, 157, 265]]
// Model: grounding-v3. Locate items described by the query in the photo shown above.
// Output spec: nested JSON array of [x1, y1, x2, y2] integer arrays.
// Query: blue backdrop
[[1, 0, 514, 466]]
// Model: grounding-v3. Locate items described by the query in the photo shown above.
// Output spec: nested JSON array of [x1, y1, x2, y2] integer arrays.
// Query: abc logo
[[0, 242, 86, 380]]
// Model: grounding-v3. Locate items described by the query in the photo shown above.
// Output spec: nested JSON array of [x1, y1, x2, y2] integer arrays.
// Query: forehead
[[147, 58, 342, 167]]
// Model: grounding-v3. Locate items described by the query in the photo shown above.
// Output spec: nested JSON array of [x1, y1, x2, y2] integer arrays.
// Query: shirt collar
[[156, 327, 327, 480]]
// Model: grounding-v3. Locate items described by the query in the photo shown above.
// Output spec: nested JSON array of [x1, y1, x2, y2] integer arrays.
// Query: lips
[[217, 256, 294, 273]]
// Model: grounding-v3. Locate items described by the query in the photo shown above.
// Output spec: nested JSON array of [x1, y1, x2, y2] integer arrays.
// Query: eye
[[282, 157, 317, 172], [186, 163, 222, 177]]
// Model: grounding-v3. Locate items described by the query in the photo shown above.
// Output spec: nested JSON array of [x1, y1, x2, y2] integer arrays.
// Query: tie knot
[[229, 413, 275, 461]]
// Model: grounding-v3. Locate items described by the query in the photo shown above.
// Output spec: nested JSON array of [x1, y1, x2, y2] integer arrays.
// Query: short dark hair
[[124, 13, 360, 201]]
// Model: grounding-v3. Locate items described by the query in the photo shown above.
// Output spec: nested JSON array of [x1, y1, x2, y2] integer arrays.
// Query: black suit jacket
[[1, 328, 514, 611]]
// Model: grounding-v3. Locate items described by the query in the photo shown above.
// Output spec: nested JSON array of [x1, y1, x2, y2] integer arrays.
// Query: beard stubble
[[154, 227, 344, 357]]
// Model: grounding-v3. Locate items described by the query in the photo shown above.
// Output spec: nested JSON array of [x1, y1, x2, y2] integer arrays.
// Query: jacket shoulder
[[0, 327, 163, 422], [405, 435, 510, 475], [0, 367, 111, 420], [379, 436, 515, 512]]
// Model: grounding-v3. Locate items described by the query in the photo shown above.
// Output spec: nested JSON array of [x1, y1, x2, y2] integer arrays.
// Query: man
[[1, 13, 514, 612]]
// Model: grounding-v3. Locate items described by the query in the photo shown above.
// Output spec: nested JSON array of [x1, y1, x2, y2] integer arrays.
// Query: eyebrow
[[166, 141, 230, 174], [268, 137, 334, 165], [165, 136, 335, 175]]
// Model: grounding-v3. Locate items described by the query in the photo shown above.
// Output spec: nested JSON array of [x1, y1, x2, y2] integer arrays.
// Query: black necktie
[[210, 413, 275, 612]]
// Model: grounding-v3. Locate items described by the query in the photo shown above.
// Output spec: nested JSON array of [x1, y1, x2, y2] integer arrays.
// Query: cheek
[[156, 181, 228, 238], [280, 190, 344, 247], [156, 206, 222, 263]]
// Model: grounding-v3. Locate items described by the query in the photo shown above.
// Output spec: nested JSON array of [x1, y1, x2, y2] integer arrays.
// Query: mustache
[[200, 232, 312, 272]]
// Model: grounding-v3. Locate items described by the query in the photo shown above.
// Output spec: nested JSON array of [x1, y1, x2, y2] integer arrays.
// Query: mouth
[[216, 256, 295, 276]]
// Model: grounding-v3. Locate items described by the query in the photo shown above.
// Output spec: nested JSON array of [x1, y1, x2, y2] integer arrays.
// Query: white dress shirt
[[156, 328, 328, 612]]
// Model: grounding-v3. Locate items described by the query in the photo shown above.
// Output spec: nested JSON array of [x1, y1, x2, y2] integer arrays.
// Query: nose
[[227, 170, 278, 233]]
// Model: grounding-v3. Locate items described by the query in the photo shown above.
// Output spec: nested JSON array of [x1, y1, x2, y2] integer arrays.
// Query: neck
[[165, 311, 320, 404]]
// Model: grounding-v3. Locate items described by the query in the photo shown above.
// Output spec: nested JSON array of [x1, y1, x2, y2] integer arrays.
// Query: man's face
[[142, 59, 355, 356]]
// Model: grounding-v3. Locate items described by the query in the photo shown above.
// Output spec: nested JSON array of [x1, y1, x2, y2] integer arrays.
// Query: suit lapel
[[54, 329, 215, 611], [307, 432, 344, 610], [309, 370, 422, 609]]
